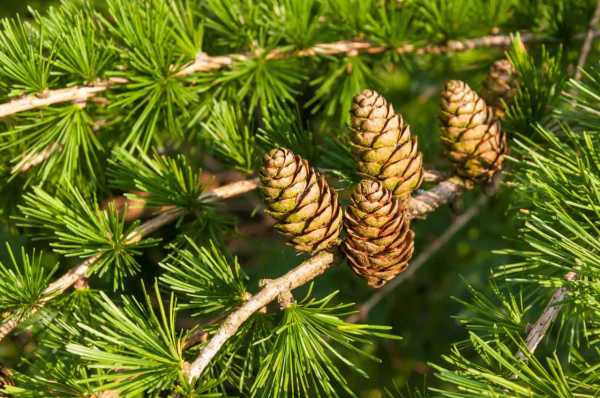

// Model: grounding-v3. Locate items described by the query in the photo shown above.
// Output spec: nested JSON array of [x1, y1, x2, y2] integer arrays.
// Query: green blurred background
[[0, 1, 53, 17], [0, 1, 521, 397]]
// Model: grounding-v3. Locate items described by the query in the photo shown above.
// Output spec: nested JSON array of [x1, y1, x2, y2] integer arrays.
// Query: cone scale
[[0, 366, 13, 390], [350, 90, 423, 199], [440, 80, 507, 181], [343, 180, 414, 288], [260, 148, 343, 253], [481, 59, 518, 118]]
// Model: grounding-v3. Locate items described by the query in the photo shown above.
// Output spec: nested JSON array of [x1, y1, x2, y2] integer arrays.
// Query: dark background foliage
[[0, 1, 53, 17]]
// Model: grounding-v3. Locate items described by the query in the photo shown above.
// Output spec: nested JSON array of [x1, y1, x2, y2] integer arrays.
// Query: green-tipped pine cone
[[440, 80, 507, 181], [343, 180, 414, 288], [260, 148, 343, 253], [350, 89, 423, 199], [480, 59, 517, 118]]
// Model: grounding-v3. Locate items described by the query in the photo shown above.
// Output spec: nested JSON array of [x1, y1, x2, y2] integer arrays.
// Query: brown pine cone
[[440, 80, 507, 181], [343, 180, 414, 288], [350, 89, 423, 199], [260, 148, 343, 253], [0, 366, 13, 390], [480, 59, 518, 118]]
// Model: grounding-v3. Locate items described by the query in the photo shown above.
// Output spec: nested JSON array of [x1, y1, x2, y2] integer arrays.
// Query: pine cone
[[440, 80, 507, 181], [260, 148, 343, 253], [480, 59, 518, 118], [0, 366, 13, 390], [343, 180, 414, 288], [350, 89, 423, 199]]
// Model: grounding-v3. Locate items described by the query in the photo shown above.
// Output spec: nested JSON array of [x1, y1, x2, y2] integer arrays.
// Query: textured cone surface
[[480, 59, 517, 118], [440, 80, 507, 181], [350, 89, 423, 199], [0, 366, 13, 389], [343, 180, 414, 288], [260, 148, 343, 253]]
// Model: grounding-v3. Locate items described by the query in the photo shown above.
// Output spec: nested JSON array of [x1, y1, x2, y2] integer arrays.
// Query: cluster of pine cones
[[260, 60, 516, 288]]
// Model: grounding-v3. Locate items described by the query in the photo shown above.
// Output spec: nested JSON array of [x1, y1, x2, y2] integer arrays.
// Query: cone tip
[[356, 179, 384, 195], [493, 59, 513, 69], [444, 80, 468, 92], [352, 88, 384, 105], [263, 147, 295, 168], [265, 147, 291, 159]]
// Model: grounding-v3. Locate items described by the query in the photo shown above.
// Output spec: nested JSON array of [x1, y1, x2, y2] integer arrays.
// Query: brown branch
[[186, 251, 339, 382], [0, 78, 127, 119], [96, 391, 119, 398], [422, 168, 447, 183], [347, 194, 489, 324], [0, 32, 547, 119], [0, 178, 260, 342], [183, 329, 210, 351], [102, 169, 445, 224], [574, 0, 600, 81], [515, 271, 578, 360], [12, 118, 110, 175], [0, 253, 101, 341], [11, 142, 63, 174], [408, 176, 468, 218], [185, 176, 470, 382]]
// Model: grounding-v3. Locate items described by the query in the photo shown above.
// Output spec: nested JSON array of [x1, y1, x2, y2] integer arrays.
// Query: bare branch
[[0, 178, 260, 342], [186, 176, 473, 382], [11, 142, 63, 174], [183, 329, 210, 351], [0, 78, 127, 119], [408, 176, 469, 218], [0, 253, 100, 341], [96, 391, 119, 398], [208, 178, 260, 200], [347, 194, 489, 323], [422, 168, 448, 183], [574, 0, 600, 81], [101, 171, 445, 225], [0, 32, 551, 118], [260, 279, 295, 309], [186, 251, 338, 382], [11, 118, 110, 175], [515, 271, 578, 360]]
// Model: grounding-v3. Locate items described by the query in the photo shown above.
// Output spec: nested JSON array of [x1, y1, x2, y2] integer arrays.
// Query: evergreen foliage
[[0, 0, 599, 397]]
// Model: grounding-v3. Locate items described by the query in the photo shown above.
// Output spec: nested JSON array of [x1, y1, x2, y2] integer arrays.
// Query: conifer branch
[[0, 78, 127, 119], [186, 176, 471, 382], [0, 178, 259, 342], [104, 169, 444, 224], [516, 271, 578, 360], [0, 32, 548, 118], [422, 168, 447, 183], [0, 253, 101, 341], [11, 142, 63, 174], [186, 250, 339, 382], [12, 118, 108, 174], [408, 176, 469, 217]]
